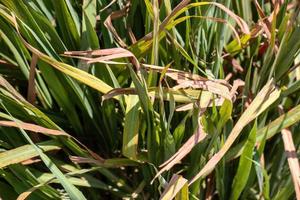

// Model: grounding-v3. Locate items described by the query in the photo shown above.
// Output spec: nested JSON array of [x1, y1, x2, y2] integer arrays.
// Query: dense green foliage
[[0, 0, 299, 199]]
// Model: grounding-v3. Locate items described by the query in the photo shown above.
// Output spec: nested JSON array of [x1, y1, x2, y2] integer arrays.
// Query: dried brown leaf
[[189, 80, 280, 185], [153, 122, 207, 183], [278, 106, 300, 200], [103, 2, 130, 48], [0, 120, 68, 136]]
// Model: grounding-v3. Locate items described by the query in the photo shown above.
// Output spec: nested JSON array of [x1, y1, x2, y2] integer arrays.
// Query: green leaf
[[230, 121, 257, 200], [0, 101, 86, 200], [217, 99, 232, 132], [0, 140, 61, 169], [225, 34, 251, 56], [122, 94, 140, 160], [51, 0, 80, 49]]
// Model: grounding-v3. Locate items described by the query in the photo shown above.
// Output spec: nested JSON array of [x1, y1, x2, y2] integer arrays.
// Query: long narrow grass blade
[[0, 120, 68, 136], [230, 121, 257, 200]]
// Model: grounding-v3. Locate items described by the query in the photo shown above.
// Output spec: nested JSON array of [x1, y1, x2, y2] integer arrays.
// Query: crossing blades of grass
[[160, 174, 188, 200], [189, 80, 280, 185], [154, 123, 207, 181], [0, 140, 60, 168], [0, 101, 87, 200]]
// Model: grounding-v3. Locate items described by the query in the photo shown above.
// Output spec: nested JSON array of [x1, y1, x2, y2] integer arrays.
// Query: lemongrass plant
[[0, 0, 299, 199]]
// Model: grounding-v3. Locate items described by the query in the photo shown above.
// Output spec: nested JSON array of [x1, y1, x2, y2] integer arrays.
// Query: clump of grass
[[0, 0, 299, 199]]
